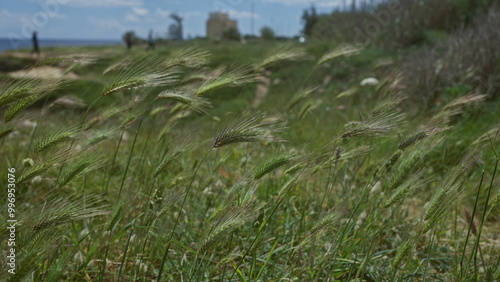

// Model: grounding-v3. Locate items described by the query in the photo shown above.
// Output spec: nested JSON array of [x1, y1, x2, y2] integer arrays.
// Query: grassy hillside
[[0, 36, 499, 281]]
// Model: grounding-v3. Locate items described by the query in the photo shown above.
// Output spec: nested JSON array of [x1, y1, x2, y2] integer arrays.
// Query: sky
[[1, 0, 364, 41]]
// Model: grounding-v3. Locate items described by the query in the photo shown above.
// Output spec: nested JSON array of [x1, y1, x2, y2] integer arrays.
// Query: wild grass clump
[[213, 112, 286, 148]]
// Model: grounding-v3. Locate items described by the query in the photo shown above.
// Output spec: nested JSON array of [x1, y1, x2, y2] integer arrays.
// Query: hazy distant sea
[[0, 38, 122, 53]]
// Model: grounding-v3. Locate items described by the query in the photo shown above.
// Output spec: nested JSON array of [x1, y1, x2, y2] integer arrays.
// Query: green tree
[[122, 31, 143, 45], [260, 26, 275, 40], [222, 27, 241, 41], [301, 4, 319, 37]]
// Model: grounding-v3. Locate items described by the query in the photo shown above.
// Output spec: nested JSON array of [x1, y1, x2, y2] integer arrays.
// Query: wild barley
[[442, 93, 486, 111], [4, 95, 41, 123], [254, 151, 296, 180], [84, 128, 116, 148], [213, 112, 286, 148], [36, 51, 96, 68], [278, 175, 300, 195], [18, 149, 71, 183], [324, 145, 372, 167], [196, 66, 256, 96], [255, 45, 307, 72], [371, 95, 405, 115], [155, 188, 184, 218], [28, 195, 107, 232], [298, 101, 313, 119], [101, 56, 177, 96], [102, 73, 176, 96], [288, 86, 317, 111], [6, 229, 59, 282], [336, 86, 358, 99], [34, 127, 79, 153], [209, 179, 258, 222], [84, 105, 127, 130], [385, 149, 403, 170], [153, 145, 189, 178], [341, 108, 406, 138], [107, 204, 124, 232], [399, 130, 429, 150], [164, 46, 210, 69], [0, 81, 36, 107], [299, 211, 342, 247], [384, 169, 430, 207], [375, 149, 403, 178], [393, 237, 417, 267], [472, 125, 500, 146], [199, 200, 263, 251], [0, 126, 14, 140], [388, 137, 441, 191], [317, 44, 362, 66], [423, 155, 474, 233], [58, 153, 104, 188], [284, 162, 307, 175], [157, 90, 212, 114]]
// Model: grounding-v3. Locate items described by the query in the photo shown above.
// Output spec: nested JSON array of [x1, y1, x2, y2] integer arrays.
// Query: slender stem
[[117, 116, 144, 201], [157, 149, 212, 281], [422, 229, 435, 282], [460, 169, 485, 278], [118, 229, 134, 281], [326, 170, 375, 280], [104, 130, 125, 193]]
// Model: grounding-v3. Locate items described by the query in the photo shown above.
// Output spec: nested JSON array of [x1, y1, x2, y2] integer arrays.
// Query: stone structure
[[206, 12, 238, 39]]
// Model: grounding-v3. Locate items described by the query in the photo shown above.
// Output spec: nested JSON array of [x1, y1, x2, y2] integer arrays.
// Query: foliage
[[222, 27, 241, 41], [260, 26, 275, 40], [301, 4, 319, 37]]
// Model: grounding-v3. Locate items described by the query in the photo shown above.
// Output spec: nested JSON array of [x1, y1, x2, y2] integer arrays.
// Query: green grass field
[[0, 39, 499, 281]]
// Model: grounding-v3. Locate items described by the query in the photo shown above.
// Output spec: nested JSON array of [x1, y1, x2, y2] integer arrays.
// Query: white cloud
[[125, 13, 140, 22], [228, 10, 260, 19], [156, 8, 171, 18], [58, 0, 143, 7], [156, 9, 201, 19], [181, 11, 202, 19], [1, 8, 68, 38], [89, 17, 126, 31], [0, 9, 25, 27], [132, 7, 148, 16]]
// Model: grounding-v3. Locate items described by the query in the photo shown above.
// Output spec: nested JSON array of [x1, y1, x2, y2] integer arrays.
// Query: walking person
[[125, 32, 132, 50], [32, 31, 39, 54], [147, 29, 155, 50]]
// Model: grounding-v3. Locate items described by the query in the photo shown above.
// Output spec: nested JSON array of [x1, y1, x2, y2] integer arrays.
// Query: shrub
[[222, 27, 241, 41], [260, 26, 275, 40]]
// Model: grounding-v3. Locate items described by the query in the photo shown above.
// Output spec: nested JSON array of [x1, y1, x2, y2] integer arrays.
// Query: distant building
[[206, 12, 238, 39]]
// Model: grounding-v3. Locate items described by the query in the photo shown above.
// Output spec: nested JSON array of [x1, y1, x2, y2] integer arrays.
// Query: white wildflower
[[31, 175, 42, 185], [22, 158, 34, 168], [360, 77, 380, 86]]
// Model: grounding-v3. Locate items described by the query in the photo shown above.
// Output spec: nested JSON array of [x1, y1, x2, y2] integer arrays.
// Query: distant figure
[[125, 32, 132, 50], [32, 31, 39, 54], [147, 29, 155, 50]]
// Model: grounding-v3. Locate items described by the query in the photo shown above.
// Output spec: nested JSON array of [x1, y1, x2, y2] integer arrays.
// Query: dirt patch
[[1, 51, 46, 60], [9, 66, 79, 80], [253, 70, 271, 108]]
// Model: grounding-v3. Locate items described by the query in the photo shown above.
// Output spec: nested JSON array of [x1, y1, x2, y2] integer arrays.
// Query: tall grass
[[0, 42, 499, 281]]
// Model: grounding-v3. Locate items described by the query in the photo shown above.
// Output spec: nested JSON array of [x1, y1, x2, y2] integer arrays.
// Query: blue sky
[[1, 0, 362, 41]]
